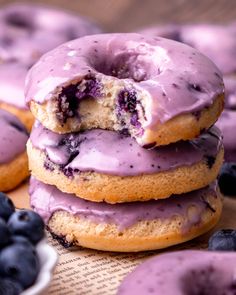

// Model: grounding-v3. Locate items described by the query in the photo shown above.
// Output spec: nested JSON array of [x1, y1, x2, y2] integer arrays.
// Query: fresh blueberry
[[8, 210, 45, 244], [218, 163, 236, 195], [0, 244, 39, 289], [10, 236, 35, 252], [208, 229, 236, 251], [0, 218, 10, 248], [0, 277, 23, 295], [0, 192, 15, 221]]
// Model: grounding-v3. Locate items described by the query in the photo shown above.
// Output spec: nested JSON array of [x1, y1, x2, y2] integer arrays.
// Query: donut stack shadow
[[26, 33, 225, 252]]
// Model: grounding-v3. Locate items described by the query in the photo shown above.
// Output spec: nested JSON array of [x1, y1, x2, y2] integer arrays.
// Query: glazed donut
[[27, 122, 223, 203], [118, 250, 236, 294], [25, 33, 224, 147], [0, 109, 29, 191], [0, 61, 34, 130], [0, 3, 101, 66], [30, 178, 222, 252]]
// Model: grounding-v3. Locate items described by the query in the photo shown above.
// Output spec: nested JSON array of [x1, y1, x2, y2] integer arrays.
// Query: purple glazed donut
[[0, 3, 102, 66], [118, 250, 236, 295], [25, 33, 224, 147]]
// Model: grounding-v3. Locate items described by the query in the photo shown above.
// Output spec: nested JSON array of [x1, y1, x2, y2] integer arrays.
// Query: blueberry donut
[[118, 250, 236, 294], [0, 3, 101, 66], [0, 110, 29, 191], [27, 122, 223, 203], [0, 61, 34, 130], [25, 33, 224, 147], [30, 178, 222, 252], [216, 77, 236, 161]]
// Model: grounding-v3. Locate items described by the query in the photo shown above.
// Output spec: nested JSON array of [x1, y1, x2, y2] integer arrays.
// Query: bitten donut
[[30, 178, 222, 252], [0, 3, 101, 66], [118, 250, 236, 294], [0, 62, 34, 130], [25, 33, 224, 147], [0, 109, 29, 191], [27, 123, 223, 203]]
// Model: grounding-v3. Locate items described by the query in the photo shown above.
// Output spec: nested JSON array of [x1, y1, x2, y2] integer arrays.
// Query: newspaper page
[[9, 183, 236, 295]]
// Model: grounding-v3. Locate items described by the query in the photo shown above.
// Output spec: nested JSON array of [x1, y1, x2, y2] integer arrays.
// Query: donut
[[0, 109, 29, 191], [118, 250, 236, 294], [30, 178, 222, 252], [0, 3, 102, 66], [0, 61, 34, 130], [25, 33, 224, 147], [27, 122, 223, 203]]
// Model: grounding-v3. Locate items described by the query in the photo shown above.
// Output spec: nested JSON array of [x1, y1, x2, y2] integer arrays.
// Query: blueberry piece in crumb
[[208, 229, 236, 251], [0, 218, 10, 248], [0, 192, 15, 221], [0, 278, 23, 295], [0, 244, 39, 288], [218, 163, 236, 195], [8, 210, 45, 245]]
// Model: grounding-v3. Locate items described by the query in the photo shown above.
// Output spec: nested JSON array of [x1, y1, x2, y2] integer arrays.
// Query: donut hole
[[93, 52, 151, 82], [181, 265, 231, 295], [4, 12, 33, 29]]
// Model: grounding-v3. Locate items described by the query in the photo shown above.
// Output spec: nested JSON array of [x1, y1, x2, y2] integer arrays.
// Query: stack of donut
[[27, 33, 225, 252]]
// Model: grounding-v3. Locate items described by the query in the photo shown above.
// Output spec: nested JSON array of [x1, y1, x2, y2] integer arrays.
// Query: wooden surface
[[1, 0, 236, 32]]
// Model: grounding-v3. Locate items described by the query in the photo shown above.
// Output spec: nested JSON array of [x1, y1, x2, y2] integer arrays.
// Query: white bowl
[[21, 239, 58, 295]]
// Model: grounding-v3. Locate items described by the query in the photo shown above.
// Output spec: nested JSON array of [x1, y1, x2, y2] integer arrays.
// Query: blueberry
[[8, 210, 45, 244], [218, 163, 236, 195], [0, 192, 15, 221], [0, 278, 23, 295], [0, 218, 10, 248], [10, 236, 35, 252], [0, 244, 39, 289], [208, 229, 236, 251]]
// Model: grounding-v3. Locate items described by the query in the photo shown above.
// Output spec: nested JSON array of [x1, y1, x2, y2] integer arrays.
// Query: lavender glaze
[[25, 33, 223, 125], [30, 123, 222, 176], [118, 251, 236, 295], [0, 61, 28, 109], [30, 178, 218, 231], [0, 109, 28, 163]]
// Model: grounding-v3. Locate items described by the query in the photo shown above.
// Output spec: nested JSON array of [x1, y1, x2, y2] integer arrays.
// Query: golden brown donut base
[[27, 140, 224, 203], [0, 152, 29, 191], [47, 191, 222, 252], [29, 93, 223, 147], [0, 102, 34, 131]]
